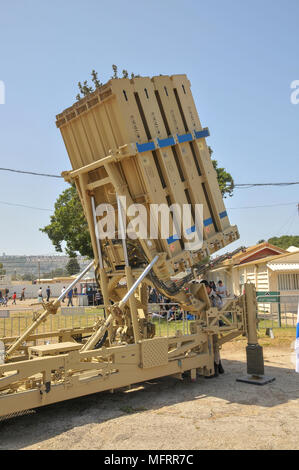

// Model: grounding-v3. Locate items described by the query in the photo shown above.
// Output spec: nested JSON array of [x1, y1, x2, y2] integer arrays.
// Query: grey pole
[[119, 255, 159, 309], [91, 196, 103, 269]]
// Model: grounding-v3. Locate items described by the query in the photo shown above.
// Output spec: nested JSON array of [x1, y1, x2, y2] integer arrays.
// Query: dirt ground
[[1, 337, 299, 451]]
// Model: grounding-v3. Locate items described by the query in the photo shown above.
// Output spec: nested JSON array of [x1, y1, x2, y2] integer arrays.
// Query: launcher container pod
[[0, 75, 268, 421], [57, 75, 239, 284]]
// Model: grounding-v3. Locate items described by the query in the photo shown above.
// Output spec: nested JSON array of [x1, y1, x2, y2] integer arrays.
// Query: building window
[[278, 273, 299, 291]]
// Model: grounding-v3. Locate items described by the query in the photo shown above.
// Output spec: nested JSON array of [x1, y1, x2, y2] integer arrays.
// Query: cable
[[0, 168, 62, 178], [265, 207, 298, 239], [0, 167, 298, 188], [275, 208, 298, 237], [227, 201, 298, 210], [234, 182, 299, 188], [0, 199, 297, 213], [0, 200, 52, 211]]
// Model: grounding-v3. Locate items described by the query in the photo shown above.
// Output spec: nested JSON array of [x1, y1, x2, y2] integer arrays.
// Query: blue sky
[[0, 0, 298, 255]]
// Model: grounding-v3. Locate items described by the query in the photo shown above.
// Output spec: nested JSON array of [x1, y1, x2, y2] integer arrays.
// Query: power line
[[266, 207, 298, 239], [0, 200, 52, 211], [227, 201, 298, 210], [0, 167, 299, 188], [0, 199, 297, 212], [234, 182, 299, 188], [0, 168, 62, 178]]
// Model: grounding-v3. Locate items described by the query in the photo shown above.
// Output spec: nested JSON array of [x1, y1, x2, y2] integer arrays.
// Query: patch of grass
[[259, 327, 296, 348], [151, 318, 191, 337], [230, 325, 296, 348]]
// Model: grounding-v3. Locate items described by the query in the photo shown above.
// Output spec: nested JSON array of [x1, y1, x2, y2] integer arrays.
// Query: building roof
[[209, 244, 297, 274], [267, 263, 299, 271], [222, 242, 286, 267], [234, 249, 299, 268]]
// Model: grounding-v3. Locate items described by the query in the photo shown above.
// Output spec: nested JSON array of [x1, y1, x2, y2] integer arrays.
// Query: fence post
[[278, 293, 281, 328], [237, 283, 275, 385]]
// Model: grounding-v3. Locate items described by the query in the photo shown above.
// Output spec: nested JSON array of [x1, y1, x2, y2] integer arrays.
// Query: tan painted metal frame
[[0, 75, 259, 419], [0, 282, 258, 418]]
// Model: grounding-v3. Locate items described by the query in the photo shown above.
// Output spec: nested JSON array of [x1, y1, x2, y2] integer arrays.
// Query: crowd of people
[[0, 286, 29, 306], [148, 279, 228, 318], [0, 283, 104, 307], [148, 279, 228, 378], [0, 288, 22, 307], [200, 280, 228, 309], [0, 288, 9, 306], [0, 278, 228, 310]]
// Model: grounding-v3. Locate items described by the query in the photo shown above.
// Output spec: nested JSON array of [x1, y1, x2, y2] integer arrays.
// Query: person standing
[[209, 281, 217, 292], [200, 280, 224, 377], [67, 288, 73, 307], [95, 290, 102, 306], [149, 287, 158, 303], [216, 280, 228, 308], [61, 286, 66, 303], [46, 286, 51, 302], [12, 292, 17, 305], [73, 286, 78, 306], [216, 280, 228, 298], [21, 287, 26, 301], [37, 287, 43, 303]]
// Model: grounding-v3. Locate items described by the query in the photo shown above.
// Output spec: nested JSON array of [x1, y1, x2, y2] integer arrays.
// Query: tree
[[267, 235, 299, 250], [91, 69, 102, 88], [75, 66, 140, 100], [209, 148, 234, 198], [111, 64, 118, 79], [21, 273, 34, 281], [40, 185, 93, 258], [66, 257, 81, 276], [41, 268, 68, 279]]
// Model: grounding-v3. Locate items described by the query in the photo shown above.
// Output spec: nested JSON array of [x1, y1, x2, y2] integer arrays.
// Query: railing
[[1, 293, 297, 341], [0, 302, 192, 340], [0, 307, 103, 338], [257, 294, 299, 328], [148, 302, 194, 337]]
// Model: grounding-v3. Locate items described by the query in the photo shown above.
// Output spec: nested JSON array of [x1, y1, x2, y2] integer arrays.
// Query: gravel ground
[[0, 343, 298, 450]]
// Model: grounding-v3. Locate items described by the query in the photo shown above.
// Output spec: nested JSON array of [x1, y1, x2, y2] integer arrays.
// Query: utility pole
[[38, 259, 40, 284]]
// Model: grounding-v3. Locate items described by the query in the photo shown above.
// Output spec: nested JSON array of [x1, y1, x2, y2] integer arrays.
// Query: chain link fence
[[148, 302, 193, 337], [257, 294, 299, 329], [1, 293, 298, 340], [0, 307, 103, 338], [0, 302, 192, 340]]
